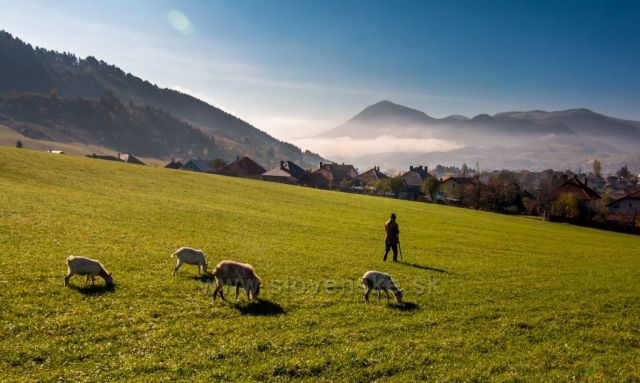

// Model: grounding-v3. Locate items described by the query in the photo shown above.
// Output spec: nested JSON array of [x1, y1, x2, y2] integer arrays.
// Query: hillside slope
[[0, 147, 639, 381], [0, 30, 324, 167], [0, 92, 221, 160]]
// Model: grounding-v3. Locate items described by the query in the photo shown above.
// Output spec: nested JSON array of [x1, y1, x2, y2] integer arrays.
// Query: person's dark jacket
[[385, 219, 400, 244]]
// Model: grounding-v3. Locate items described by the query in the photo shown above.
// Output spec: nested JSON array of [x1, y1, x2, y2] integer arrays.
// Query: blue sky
[[1, 0, 639, 141]]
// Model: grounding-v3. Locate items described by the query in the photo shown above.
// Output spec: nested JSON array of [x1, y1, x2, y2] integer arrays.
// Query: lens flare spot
[[168, 10, 193, 35]]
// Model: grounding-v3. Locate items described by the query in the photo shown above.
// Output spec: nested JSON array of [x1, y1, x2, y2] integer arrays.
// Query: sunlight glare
[[168, 10, 193, 35]]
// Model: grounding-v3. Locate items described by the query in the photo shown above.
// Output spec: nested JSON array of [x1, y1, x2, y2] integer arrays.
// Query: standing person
[[383, 213, 400, 262]]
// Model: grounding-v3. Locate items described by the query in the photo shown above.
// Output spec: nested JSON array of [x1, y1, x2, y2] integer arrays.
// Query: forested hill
[[0, 92, 220, 160], [0, 30, 324, 167]]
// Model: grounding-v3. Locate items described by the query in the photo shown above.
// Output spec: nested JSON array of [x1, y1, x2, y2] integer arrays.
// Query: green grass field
[[1, 147, 639, 382]]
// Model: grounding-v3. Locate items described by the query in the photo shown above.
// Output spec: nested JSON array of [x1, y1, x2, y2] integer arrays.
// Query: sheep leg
[[364, 288, 370, 304], [212, 285, 220, 300], [235, 286, 240, 301], [246, 288, 252, 302], [85, 275, 90, 285], [377, 290, 381, 301], [385, 289, 390, 302], [219, 288, 227, 301], [64, 272, 74, 287], [173, 260, 182, 276]]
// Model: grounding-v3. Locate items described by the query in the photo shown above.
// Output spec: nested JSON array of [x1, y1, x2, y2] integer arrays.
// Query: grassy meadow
[[1, 146, 639, 382]]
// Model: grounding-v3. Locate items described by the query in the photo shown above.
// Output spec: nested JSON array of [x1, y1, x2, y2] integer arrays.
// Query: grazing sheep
[[360, 270, 403, 304], [64, 256, 113, 287], [171, 247, 208, 276], [211, 260, 261, 302]]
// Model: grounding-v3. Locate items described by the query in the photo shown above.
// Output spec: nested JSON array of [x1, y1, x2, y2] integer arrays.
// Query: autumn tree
[[211, 158, 227, 170], [481, 170, 521, 212], [617, 165, 630, 179], [388, 176, 405, 198], [420, 177, 439, 201], [461, 163, 469, 177], [536, 170, 558, 219], [373, 179, 388, 195], [592, 159, 602, 177], [339, 179, 351, 191], [550, 193, 579, 219]]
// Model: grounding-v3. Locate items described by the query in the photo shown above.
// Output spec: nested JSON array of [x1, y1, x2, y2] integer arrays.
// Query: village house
[[219, 155, 266, 179], [117, 152, 145, 165], [262, 160, 310, 185], [400, 165, 430, 200], [549, 175, 602, 220], [164, 159, 184, 169], [355, 166, 389, 189], [553, 175, 601, 203], [584, 174, 606, 193], [311, 162, 358, 189], [435, 176, 475, 203], [607, 190, 640, 226], [604, 172, 640, 195], [180, 159, 216, 173]]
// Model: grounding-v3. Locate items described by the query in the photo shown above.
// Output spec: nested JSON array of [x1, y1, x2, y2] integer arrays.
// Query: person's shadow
[[399, 261, 448, 273], [233, 299, 285, 316]]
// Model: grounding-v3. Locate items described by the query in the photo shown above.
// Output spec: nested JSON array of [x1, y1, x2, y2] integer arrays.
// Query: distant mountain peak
[[444, 114, 469, 121], [348, 100, 435, 123], [372, 100, 396, 106], [470, 114, 494, 122], [564, 108, 599, 116]]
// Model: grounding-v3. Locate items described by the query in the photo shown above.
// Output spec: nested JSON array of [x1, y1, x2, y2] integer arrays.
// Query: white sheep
[[360, 270, 403, 304], [211, 260, 261, 301], [64, 256, 113, 286], [171, 247, 208, 276]]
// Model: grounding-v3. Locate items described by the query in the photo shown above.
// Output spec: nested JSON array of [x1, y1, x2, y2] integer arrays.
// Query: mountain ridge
[[316, 100, 640, 171], [321, 99, 640, 145], [0, 30, 325, 167]]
